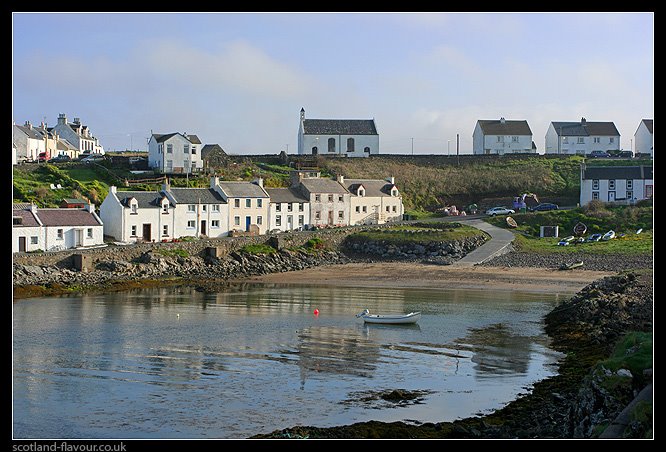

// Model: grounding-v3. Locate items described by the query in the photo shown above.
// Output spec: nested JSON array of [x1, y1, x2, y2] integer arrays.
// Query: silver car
[[485, 207, 515, 216]]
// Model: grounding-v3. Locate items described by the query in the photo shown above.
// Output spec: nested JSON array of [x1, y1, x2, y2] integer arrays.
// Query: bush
[[304, 237, 325, 250], [240, 243, 276, 255]]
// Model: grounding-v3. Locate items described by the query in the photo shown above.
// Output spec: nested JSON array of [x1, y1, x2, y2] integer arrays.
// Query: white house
[[297, 108, 379, 157], [51, 113, 104, 156], [215, 178, 270, 235], [148, 132, 203, 174], [472, 118, 535, 155], [13, 122, 46, 162], [343, 177, 404, 225], [100, 187, 173, 242], [634, 119, 653, 157], [13, 203, 104, 253], [164, 186, 229, 238], [580, 164, 653, 206], [289, 171, 351, 227], [266, 187, 310, 232], [545, 118, 620, 155]]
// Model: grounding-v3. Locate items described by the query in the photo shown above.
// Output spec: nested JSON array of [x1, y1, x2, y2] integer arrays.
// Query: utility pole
[[411, 137, 414, 156], [456, 133, 460, 166], [448, 140, 451, 156]]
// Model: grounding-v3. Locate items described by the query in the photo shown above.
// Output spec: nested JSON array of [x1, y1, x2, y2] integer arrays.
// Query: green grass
[[157, 248, 189, 258], [346, 222, 483, 245], [597, 332, 652, 378], [239, 243, 277, 255]]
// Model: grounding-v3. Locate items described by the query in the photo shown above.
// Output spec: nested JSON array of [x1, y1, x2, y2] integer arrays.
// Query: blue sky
[[12, 12, 654, 154]]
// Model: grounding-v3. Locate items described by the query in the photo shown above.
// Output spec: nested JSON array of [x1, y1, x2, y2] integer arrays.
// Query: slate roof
[[14, 125, 44, 140], [168, 188, 226, 204], [201, 144, 227, 157], [12, 207, 40, 227], [302, 119, 378, 135], [582, 166, 653, 180], [35, 209, 102, 227], [552, 121, 620, 137], [641, 119, 653, 134], [116, 190, 168, 208], [298, 178, 349, 194], [217, 182, 269, 198], [152, 133, 202, 144], [266, 187, 309, 204], [344, 179, 397, 197], [477, 119, 532, 136]]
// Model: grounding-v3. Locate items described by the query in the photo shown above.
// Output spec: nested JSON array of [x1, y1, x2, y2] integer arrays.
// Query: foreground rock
[[253, 271, 653, 439]]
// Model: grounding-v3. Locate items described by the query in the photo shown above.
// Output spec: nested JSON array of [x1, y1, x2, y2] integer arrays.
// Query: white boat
[[355, 309, 421, 324], [602, 230, 616, 241], [558, 236, 575, 246]]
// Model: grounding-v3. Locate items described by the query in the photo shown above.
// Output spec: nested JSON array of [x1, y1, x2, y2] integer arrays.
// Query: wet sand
[[239, 262, 614, 294]]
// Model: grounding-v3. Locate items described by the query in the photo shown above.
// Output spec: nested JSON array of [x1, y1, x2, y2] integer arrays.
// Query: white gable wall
[[634, 122, 653, 156]]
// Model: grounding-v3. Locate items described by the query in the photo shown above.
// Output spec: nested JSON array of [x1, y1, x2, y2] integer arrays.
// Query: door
[[328, 210, 333, 225], [287, 215, 293, 230], [608, 191, 616, 202], [200, 220, 206, 236], [75, 229, 83, 247], [142, 224, 152, 242], [19, 236, 26, 252], [245, 216, 251, 231]]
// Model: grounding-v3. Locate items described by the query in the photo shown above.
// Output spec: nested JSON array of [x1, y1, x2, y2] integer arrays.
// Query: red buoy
[[313, 309, 319, 316]]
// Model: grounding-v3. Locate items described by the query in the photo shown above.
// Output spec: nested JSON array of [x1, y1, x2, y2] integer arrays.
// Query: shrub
[[304, 237, 325, 250], [240, 243, 276, 255]]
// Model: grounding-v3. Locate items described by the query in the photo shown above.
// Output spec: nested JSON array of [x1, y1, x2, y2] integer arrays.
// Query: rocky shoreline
[[252, 270, 653, 439], [481, 250, 653, 272]]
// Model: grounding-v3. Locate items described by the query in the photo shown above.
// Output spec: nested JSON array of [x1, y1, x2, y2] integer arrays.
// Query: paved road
[[453, 218, 515, 267]]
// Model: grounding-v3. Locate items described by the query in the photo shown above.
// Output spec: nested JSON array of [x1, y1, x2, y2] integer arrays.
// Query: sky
[[12, 12, 654, 155]]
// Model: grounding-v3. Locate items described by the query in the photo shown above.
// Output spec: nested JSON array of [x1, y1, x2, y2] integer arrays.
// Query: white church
[[297, 108, 379, 157]]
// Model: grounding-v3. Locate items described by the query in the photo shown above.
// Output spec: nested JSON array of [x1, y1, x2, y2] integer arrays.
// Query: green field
[[345, 222, 484, 245]]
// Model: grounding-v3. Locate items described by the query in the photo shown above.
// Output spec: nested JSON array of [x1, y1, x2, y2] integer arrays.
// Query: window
[[287, 203, 293, 212], [234, 199, 240, 208], [609, 179, 616, 190], [276, 203, 281, 212], [234, 216, 240, 226], [497, 136, 504, 142], [246, 199, 251, 208], [276, 215, 282, 226], [627, 180, 633, 190], [188, 204, 196, 213], [392, 189, 398, 196], [184, 144, 190, 154], [328, 195, 334, 202], [355, 206, 360, 213], [31, 236, 38, 245], [594, 137, 601, 143], [212, 204, 220, 212], [130, 203, 138, 214], [158, 144, 163, 154], [338, 211, 344, 220], [592, 180, 599, 190], [167, 144, 173, 154], [187, 220, 196, 228], [362, 206, 367, 213], [191, 146, 196, 155], [392, 206, 397, 212], [166, 160, 173, 171], [57, 229, 64, 240], [257, 216, 263, 225], [163, 225, 169, 236], [347, 137, 355, 152], [610, 137, 615, 144], [312, 146, 318, 154], [87, 228, 93, 238], [338, 195, 343, 202], [328, 137, 336, 153], [627, 191, 633, 200], [592, 192, 599, 200], [577, 137, 585, 144], [298, 215, 304, 226], [315, 211, 321, 220], [512, 136, 519, 143], [131, 225, 137, 236], [257, 199, 263, 208], [562, 137, 569, 144], [162, 204, 169, 214], [298, 203, 304, 212], [212, 220, 219, 228], [287, 215, 292, 226], [386, 206, 390, 212], [358, 188, 365, 197], [202, 205, 207, 212], [315, 194, 321, 202], [364, 146, 370, 153]]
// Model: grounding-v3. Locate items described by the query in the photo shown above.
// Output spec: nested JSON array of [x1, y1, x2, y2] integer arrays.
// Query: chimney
[[210, 176, 219, 188], [30, 204, 38, 214], [500, 117, 506, 124], [74, 117, 80, 125], [86, 203, 95, 213], [161, 178, 170, 192], [110, 186, 117, 194], [386, 176, 395, 185], [24, 120, 32, 129], [581, 117, 586, 125], [253, 177, 264, 188], [337, 174, 345, 184]]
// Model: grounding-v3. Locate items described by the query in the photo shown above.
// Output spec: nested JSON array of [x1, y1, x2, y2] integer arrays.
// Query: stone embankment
[[481, 250, 653, 272]]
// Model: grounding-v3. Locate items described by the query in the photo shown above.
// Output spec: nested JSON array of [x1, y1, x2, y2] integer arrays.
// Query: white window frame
[[188, 204, 196, 213], [187, 220, 196, 229]]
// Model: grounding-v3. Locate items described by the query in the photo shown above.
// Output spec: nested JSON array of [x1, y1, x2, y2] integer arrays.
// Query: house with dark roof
[[580, 164, 653, 206], [12, 203, 104, 252], [13, 122, 46, 163], [297, 108, 379, 157], [265, 187, 310, 232], [100, 187, 173, 242], [148, 132, 203, 174], [201, 144, 229, 168], [164, 185, 228, 238], [472, 118, 535, 155], [634, 119, 653, 157], [545, 118, 620, 155], [213, 177, 270, 235], [343, 176, 403, 225], [51, 113, 104, 155], [289, 171, 351, 227]]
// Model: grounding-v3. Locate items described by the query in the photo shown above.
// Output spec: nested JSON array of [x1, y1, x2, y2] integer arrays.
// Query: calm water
[[13, 284, 568, 439]]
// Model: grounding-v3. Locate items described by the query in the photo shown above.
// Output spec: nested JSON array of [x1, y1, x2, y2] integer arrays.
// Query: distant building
[[100, 187, 172, 242], [266, 187, 310, 232], [201, 144, 229, 168], [164, 186, 229, 238], [13, 122, 46, 163], [634, 119, 653, 157], [580, 164, 653, 206], [214, 178, 270, 236], [545, 118, 620, 155], [148, 132, 203, 174], [289, 170, 351, 227], [343, 176, 403, 225], [51, 113, 105, 155], [297, 108, 379, 157], [472, 118, 534, 155]]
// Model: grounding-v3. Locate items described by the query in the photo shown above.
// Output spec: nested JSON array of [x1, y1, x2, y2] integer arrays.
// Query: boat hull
[[359, 312, 421, 324]]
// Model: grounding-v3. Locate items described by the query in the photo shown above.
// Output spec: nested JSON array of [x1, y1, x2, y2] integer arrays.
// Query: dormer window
[[130, 201, 138, 214], [358, 188, 365, 197], [391, 189, 398, 197], [162, 203, 169, 214]]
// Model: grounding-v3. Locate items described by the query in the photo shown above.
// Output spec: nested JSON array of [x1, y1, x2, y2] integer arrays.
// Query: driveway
[[453, 218, 515, 266]]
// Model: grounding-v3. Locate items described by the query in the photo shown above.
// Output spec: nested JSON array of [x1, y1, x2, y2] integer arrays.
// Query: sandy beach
[[240, 262, 615, 294]]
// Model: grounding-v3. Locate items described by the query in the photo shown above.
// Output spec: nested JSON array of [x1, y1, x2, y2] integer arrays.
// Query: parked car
[[80, 154, 105, 164], [529, 203, 559, 212], [38, 152, 48, 163], [485, 207, 515, 216], [618, 150, 634, 159], [47, 154, 72, 163], [588, 150, 610, 158]]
